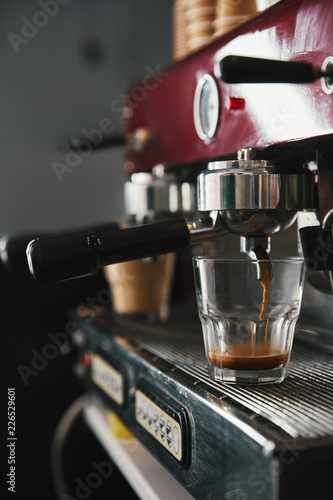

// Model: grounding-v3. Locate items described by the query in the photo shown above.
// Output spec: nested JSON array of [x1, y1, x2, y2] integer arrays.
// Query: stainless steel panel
[[78, 312, 333, 500]]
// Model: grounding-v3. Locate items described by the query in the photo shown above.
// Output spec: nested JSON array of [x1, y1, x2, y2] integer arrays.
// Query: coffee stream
[[254, 244, 272, 343], [209, 246, 288, 371]]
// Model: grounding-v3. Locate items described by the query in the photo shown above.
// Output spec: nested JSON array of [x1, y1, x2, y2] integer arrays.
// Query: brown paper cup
[[186, 20, 215, 34], [105, 254, 175, 322], [187, 35, 212, 51], [216, 0, 257, 17], [185, 0, 216, 5], [173, 0, 187, 60]]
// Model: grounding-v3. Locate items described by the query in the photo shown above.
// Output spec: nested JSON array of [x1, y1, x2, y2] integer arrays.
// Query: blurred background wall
[[0, 0, 173, 233]]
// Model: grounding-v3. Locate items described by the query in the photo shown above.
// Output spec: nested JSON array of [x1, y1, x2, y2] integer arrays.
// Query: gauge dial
[[194, 74, 220, 142]]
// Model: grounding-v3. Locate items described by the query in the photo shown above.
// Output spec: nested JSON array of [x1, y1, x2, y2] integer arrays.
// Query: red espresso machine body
[[127, 0, 333, 163]]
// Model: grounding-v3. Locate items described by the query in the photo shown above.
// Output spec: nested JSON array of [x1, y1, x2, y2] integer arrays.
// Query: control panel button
[[173, 426, 180, 455], [135, 388, 188, 465], [154, 409, 159, 435], [166, 420, 172, 448], [160, 414, 165, 441], [148, 405, 153, 429]]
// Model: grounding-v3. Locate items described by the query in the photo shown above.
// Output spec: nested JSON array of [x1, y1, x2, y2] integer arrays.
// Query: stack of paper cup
[[173, 0, 256, 59], [184, 0, 216, 54], [214, 0, 257, 37], [173, 0, 187, 60]]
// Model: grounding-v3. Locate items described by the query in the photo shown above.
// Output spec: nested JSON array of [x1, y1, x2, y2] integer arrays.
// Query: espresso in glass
[[193, 255, 304, 384], [208, 247, 287, 371]]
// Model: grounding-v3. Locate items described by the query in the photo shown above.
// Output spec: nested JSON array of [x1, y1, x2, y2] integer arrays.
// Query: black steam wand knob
[[26, 219, 190, 284], [219, 55, 333, 84], [68, 134, 126, 152]]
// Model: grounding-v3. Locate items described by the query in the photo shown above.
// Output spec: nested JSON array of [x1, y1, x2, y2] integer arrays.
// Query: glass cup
[[193, 257, 305, 384]]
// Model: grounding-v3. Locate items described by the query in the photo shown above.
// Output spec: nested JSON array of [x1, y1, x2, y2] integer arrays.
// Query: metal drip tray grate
[[111, 315, 333, 442]]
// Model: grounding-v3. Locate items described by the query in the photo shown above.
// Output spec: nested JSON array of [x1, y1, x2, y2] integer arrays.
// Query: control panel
[[135, 383, 190, 467], [90, 353, 124, 406]]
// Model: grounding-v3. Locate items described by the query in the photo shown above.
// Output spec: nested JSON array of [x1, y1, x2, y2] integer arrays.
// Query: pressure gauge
[[194, 74, 220, 142]]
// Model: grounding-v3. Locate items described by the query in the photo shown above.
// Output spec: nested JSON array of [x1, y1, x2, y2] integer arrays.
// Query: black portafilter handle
[[1, 233, 41, 272], [219, 55, 329, 84], [0, 222, 119, 273], [26, 218, 190, 284]]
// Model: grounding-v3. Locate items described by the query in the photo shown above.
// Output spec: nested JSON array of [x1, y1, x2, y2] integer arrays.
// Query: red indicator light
[[82, 353, 91, 367], [228, 97, 245, 111]]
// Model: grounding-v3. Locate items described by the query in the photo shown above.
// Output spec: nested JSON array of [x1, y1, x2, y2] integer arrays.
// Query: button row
[[136, 391, 181, 459]]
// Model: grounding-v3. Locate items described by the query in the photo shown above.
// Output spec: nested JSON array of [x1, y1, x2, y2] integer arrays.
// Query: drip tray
[[93, 311, 333, 442], [77, 309, 333, 500]]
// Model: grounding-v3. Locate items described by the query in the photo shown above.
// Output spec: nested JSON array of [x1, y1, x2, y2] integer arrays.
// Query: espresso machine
[[26, 0, 333, 498]]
